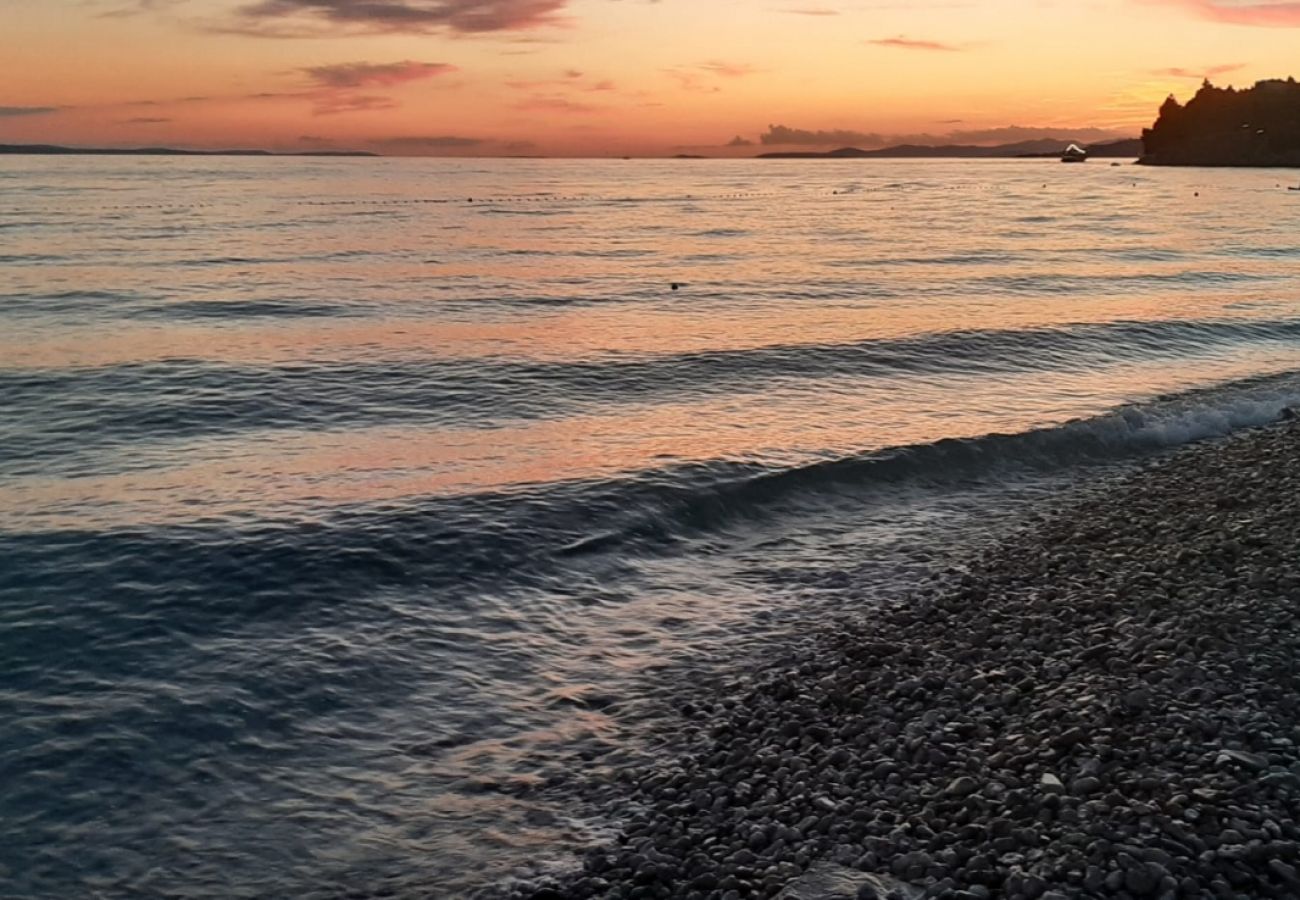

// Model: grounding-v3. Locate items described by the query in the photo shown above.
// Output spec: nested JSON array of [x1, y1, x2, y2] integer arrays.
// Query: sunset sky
[[1, 0, 1298, 156]]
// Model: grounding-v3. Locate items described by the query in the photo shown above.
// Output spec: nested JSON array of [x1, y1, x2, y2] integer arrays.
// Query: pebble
[[504, 420, 1300, 899]]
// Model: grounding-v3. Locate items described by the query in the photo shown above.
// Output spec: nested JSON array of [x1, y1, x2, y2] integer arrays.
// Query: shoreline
[[510, 415, 1300, 899]]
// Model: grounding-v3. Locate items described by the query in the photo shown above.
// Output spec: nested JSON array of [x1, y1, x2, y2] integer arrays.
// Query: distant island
[[0, 144, 376, 158], [757, 137, 1140, 160], [1140, 78, 1300, 167]]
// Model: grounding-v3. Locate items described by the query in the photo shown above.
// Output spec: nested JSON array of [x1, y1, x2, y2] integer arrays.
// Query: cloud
[[760, 124, 887, 146], [665, 61, 758, 92], [779, 6, 840, 14], [302, 60, 456, 88], [96, 0, 187, 18], [1153, 63, 1245, 78], [514, 95, 600, 113], [697, 61, 759, 77], [867, 35, 962, 50], [294, 60, 458, 115], [1155, 0, 1300, 26], [505, 71, 616, 92], [123, 116, 172, 123], [312, 94, 398, 115], [0, 106, 60, 117], [230, 0, 570, 35], [372, 135, 484, 149]]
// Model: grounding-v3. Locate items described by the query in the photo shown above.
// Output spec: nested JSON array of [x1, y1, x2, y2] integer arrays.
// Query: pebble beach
[[515, 416, 1300, 900]]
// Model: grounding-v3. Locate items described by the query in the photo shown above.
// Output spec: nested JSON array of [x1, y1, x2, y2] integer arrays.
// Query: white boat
[[1061, 143, 1088, 163]]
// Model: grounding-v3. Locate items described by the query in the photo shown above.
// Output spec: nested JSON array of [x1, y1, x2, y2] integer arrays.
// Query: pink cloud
[[868, 35, 963, 51], [513, 95, 600, 113], [1156, 0, 1300, 25], [302, 60, 456, 88], [697, 61, 759, 77], [505, 71, 616, 93], [1154, 63, 1246, 77], [230, 0, 570, 35], [312, 94, 398, 115], [664, 61, 759, 93]]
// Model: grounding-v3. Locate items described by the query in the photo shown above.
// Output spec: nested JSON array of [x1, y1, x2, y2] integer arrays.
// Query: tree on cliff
[[1141, 78, 1300, 166]]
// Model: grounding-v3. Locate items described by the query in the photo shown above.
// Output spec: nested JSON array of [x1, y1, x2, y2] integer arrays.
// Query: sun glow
[[1, 0, 1297, 156]]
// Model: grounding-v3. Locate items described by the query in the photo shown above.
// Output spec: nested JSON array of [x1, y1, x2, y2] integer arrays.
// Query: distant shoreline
[[757, 137, 1141, 160], [0, 144, 377, 158]]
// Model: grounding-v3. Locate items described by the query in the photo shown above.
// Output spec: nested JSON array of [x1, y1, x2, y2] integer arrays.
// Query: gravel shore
[[516, 417, 1300, 900]]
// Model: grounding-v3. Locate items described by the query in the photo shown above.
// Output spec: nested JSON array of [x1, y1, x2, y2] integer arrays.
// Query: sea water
[[3, 156, 1300, 897]]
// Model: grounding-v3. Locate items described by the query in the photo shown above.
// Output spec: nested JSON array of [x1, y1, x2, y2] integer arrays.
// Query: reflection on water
[[2, 157, 1300, 897]]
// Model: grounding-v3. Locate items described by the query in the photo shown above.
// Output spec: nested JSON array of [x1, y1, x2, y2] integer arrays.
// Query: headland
[[1140, 79, 1300, 168]]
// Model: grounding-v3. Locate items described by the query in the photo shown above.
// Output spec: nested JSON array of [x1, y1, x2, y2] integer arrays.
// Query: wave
[[966, 269, 1277, 295], [130, 299, 357, 319], [5, 368, 1299, 667], [4, 316, 1300, 465], [0, 252, 71, 264], [0, 288, 150, 318], [560, 367, 1300, 554]]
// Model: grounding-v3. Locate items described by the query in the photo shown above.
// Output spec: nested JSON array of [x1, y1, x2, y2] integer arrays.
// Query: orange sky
[[1, 0, 1298, 156]]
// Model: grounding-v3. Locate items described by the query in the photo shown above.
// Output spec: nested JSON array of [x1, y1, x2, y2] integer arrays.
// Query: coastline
[[512, 414, 1300, 899], [1138, 156, 1300, 169]]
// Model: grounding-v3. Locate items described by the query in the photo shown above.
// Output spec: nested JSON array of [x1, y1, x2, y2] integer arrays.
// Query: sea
[[3, 156, 1300, 898]]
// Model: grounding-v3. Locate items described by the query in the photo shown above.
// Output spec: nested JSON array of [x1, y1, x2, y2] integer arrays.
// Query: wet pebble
[[505, 420, 1300, 899]]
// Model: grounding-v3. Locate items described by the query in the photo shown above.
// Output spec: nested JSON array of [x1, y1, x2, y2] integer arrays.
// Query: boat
[[1060, 143, 1088, 163]]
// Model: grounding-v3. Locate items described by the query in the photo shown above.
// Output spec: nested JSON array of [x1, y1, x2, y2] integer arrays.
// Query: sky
[[0, 0, 1297, 156]]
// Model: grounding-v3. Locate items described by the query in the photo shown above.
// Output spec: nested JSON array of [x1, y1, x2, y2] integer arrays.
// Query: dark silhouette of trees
[[1141, 78, 1300, 166]]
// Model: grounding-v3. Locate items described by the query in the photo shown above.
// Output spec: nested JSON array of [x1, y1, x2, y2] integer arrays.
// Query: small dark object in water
[[670, 282, 681, 291]]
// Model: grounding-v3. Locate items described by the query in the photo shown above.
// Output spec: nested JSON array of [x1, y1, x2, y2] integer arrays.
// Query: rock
[[1083, 865, 1106, 891], [771, 863, 924, 899], [1019, 874, 1047, 898], [1215, 750, 1269, 772], [1070, 776, 1102, 796], [1039, 774, 1064, 795], [1052, 727, 1087, 749], [944, 776, 980, 797], [1123, 860, 1167, 896]]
